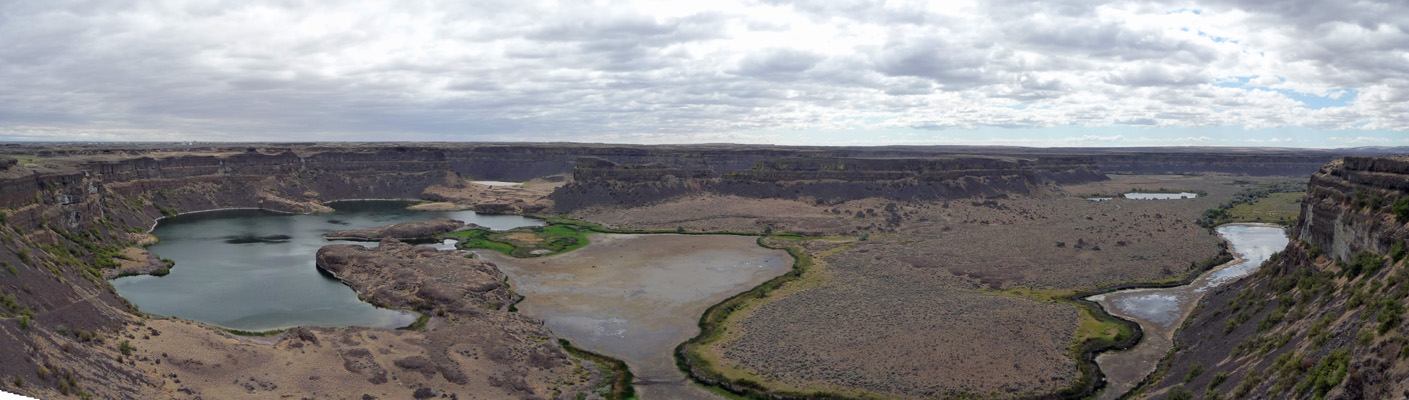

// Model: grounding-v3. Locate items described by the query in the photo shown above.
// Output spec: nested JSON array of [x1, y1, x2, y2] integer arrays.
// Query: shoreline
[[1085, 223, 1288, 400]]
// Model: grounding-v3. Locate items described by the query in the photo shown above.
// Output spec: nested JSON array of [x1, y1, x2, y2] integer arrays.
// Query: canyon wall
[[1140, 156, 1409, 400], [550, 155, 1109, 211]]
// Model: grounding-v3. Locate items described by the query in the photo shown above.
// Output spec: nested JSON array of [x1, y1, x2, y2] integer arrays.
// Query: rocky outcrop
[[418, 176, 557, 215], [551, 155, 1109, 211], [1141, 156, 1409, 399], [316, 239, 516, 313], [1296, 157, 1409, 261], [324, 218, 466, 241]]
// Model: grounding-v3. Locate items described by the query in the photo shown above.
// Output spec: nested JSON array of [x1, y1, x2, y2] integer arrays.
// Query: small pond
[[1123, 192, 1199, 200], [111, 200, 543, 332]]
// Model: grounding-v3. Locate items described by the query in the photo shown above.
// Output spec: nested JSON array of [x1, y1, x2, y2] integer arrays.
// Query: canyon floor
[[0, 145, 1327, 400]]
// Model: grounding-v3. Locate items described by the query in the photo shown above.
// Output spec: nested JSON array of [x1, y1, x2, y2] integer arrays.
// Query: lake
[[111, 200, 543, 332]]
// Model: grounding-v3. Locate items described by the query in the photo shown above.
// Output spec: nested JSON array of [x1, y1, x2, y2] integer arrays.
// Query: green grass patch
[[1200, 182, 1306, 227], [1224, 192, 1303, 225], [446, 224, 589, 258], [398, 312, 431, 331]]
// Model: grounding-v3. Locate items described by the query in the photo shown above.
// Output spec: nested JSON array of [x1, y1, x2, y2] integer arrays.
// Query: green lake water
[[111, 200, 542, 331]]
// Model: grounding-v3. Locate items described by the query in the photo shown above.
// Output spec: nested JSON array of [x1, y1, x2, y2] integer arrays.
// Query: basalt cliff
[[550, 155, 1108, 211], [1139, 156, 1409, 399]]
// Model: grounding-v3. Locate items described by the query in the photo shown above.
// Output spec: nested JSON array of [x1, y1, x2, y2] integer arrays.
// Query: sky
[[1, 0, 1407, 148]]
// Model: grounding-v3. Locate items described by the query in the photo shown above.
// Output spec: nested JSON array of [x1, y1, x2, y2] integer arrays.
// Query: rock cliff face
[[550, 155, 1109, 211], [1296, 157, 1409, 261], [1092, 153, 1333, 176], [0, 147, 541, 399], [1141, 156, 1409, 400]]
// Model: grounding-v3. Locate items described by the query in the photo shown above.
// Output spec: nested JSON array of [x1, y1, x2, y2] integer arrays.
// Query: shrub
[[1294, 350, 1349, 398], [1345, 251, 1386, 278], [1209, 372, 1229, 389], [1184, 363, 1205, 383], [1168, 386, 1194, 400], [1379, 299, 1404, 334], [118, 340, 133, 356], [1394, 242, 1408, 262], [1395, 197, 1409, 223]]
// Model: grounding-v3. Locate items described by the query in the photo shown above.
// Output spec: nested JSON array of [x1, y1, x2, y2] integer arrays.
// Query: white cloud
[[0, 0, 1406, 142]]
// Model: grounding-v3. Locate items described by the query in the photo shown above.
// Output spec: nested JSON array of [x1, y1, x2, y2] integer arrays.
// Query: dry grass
[[578, 174, 1271, 399]]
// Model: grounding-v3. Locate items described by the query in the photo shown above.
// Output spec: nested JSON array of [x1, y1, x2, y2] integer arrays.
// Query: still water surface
[[111, 200, 542, 331], [1089, 224, 1288, 400], [479, 234, 792, 400], [1123, 192, 1199, 199]]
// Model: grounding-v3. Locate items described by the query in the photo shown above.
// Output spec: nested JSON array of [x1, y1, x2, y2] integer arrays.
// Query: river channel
[[1089, 224, 1288, 399]]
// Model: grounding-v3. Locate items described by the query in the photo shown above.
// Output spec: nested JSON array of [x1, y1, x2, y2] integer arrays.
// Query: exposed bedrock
[[324, 217, 467, 241], [1297, 157, 1409, 261], [315, 239, 515, 314], [1141, 156, 1409, 399]]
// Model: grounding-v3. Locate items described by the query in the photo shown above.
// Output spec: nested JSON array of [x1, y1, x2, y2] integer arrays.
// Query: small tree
[[1394, 197, 1409, 223]]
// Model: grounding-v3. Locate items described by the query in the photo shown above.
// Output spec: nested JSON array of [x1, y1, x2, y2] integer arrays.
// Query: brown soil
[[420, 176, 565, 215], [502, 233, 544, 243], [573, 174, 1267, 399], [405, 201, 467, 211]]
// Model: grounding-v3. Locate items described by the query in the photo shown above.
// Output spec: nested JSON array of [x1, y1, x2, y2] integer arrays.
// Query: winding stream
[[1089, 224, 1288, 399]]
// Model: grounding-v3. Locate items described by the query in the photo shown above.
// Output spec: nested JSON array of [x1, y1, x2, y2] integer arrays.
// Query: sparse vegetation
[[1199, 181, 1305, 227], [559, 340, 637, 400], [1395, 197, 1409, 223], [447, 220, 593, 257], [1182, 363, 1204, 383], [1343, 250, 1386, 278]]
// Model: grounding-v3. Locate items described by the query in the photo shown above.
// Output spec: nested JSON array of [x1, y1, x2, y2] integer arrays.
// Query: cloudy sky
[[1, 0, 1407, 147]]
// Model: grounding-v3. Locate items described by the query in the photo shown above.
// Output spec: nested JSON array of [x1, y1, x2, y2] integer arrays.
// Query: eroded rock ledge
[[316, 238, 515, 312], [323, 218, 468, 242], [301, 239, 597, 398]]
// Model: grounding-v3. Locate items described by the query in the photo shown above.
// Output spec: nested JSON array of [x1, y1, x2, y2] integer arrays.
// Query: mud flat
[[111, 200, 541, 332], [1089, 224, 1288, 399], [477, 233, 792, 400], [471, 180, 522, 186]]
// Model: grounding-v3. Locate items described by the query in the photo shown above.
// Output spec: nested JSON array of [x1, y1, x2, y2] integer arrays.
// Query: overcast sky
[[1, 0, 1407, 147]]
